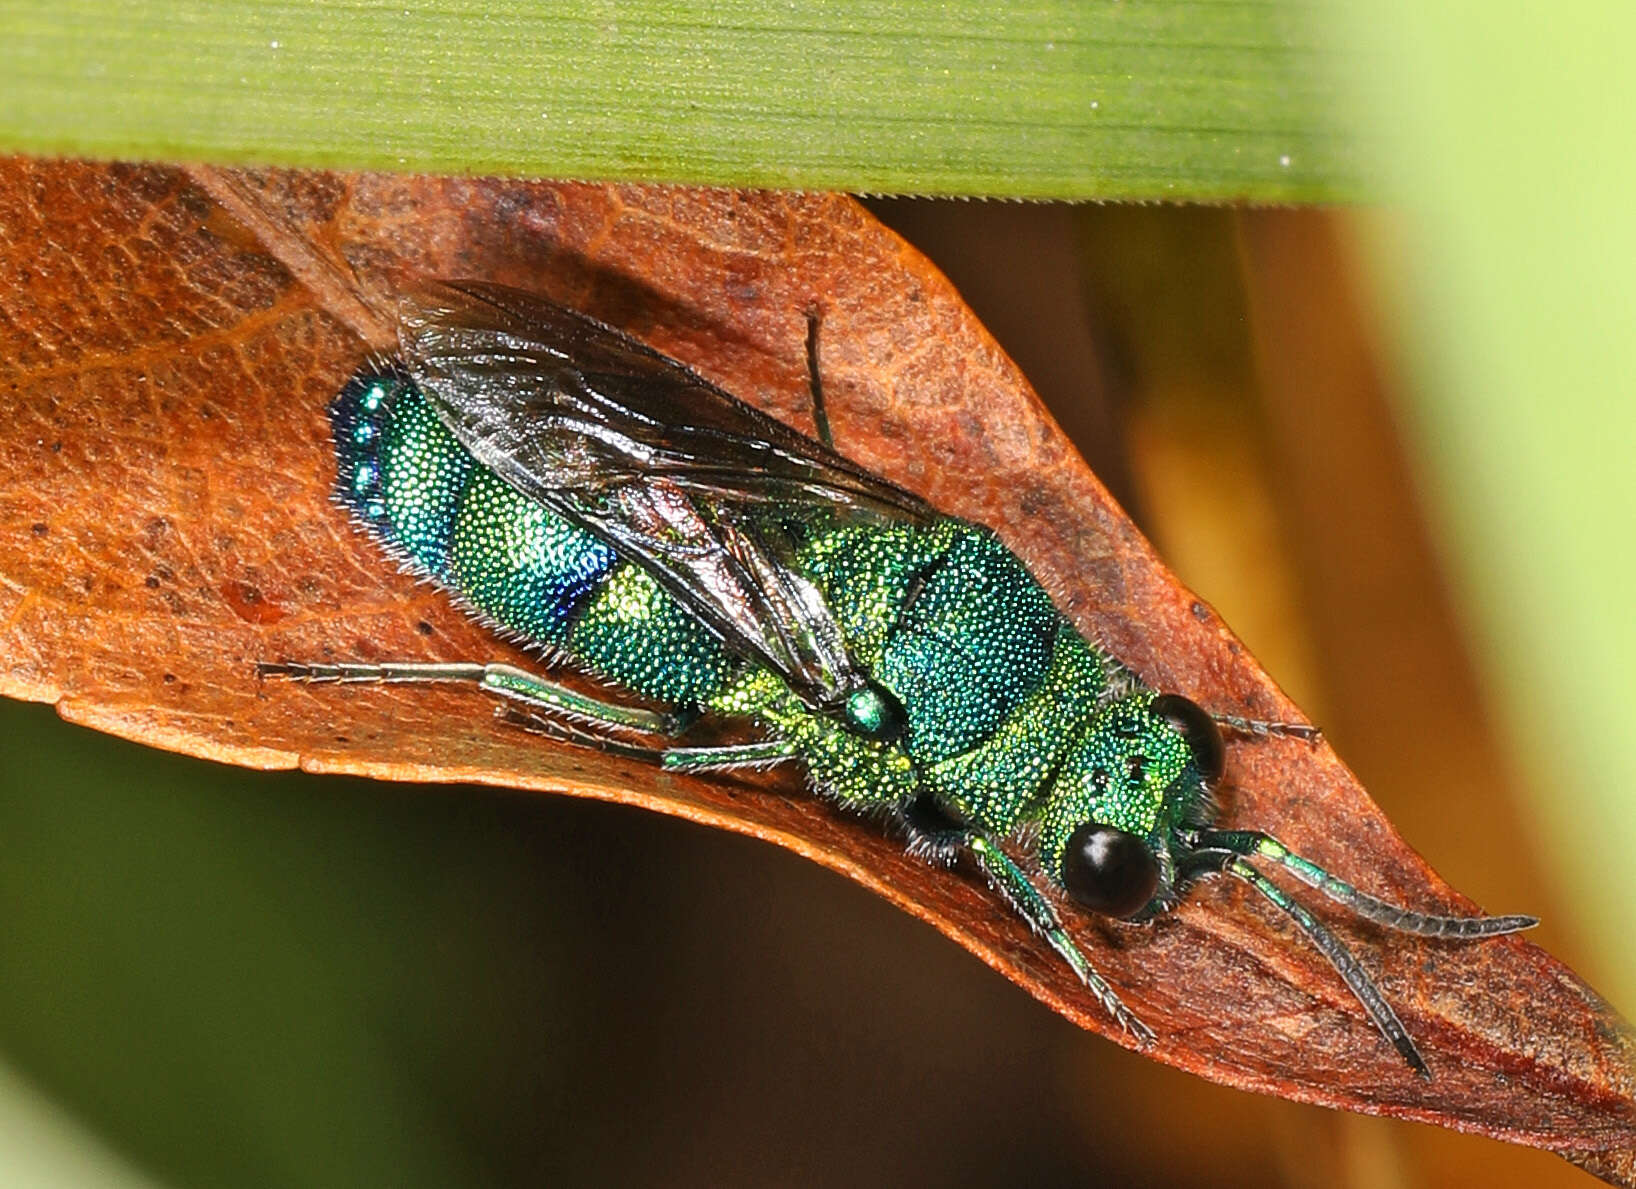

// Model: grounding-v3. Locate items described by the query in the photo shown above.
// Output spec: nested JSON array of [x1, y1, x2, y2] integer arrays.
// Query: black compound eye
[[1060, 824, 1160, 920], [842, 681, 906, 743], [1149, 693, 1225, 782]]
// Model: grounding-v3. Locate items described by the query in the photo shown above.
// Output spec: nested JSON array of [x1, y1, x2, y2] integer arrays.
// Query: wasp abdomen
[[331, 370, 730, 706]]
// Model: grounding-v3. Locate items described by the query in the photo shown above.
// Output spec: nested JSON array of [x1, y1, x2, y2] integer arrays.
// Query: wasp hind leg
[[661, 740, 798, 772], [258, 659, 689, 741], [493, 706, 676, 764], [257, 659, 814, 771]]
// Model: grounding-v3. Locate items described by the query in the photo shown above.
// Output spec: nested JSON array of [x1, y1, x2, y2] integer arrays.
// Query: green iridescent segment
[[794, 517, 1068, 761], [796, 518, 955, 668], [567, 563, 732, 705], [378, 385, 471, 574], [880, 528, 1059, 763], [444, 468, 603, 647]]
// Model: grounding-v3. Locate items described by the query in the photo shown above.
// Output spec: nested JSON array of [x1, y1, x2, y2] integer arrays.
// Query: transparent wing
[[399, 279, 937, 711]]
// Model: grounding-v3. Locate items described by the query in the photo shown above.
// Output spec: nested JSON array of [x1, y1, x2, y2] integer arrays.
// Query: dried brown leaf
[[0, 158, 1631, 1177]]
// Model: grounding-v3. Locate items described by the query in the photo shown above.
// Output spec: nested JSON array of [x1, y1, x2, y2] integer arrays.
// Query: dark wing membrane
[[399, 280, 937, 710]]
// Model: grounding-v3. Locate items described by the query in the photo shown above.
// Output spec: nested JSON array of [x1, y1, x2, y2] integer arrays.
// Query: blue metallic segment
[[447, 467, 618, 648]]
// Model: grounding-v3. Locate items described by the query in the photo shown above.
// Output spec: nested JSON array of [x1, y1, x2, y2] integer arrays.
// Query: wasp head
[[1038, 692, 1225, 921]]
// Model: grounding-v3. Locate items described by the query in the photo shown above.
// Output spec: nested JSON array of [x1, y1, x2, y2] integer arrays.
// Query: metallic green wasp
[[264, 280, 1534, 1078]]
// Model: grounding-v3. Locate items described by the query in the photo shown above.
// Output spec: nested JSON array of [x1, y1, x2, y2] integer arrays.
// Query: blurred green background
[[2, 3, 1634, 1187]]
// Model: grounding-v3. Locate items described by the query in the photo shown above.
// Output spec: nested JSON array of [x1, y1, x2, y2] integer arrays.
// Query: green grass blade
[[0, 1, 1360, 201]]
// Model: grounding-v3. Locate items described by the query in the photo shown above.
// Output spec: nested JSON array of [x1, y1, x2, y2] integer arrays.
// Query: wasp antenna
[[803, 310, 833, 450], [1226, 858, 1431, 1080], [1195, 829, 1538, 938], [1211, 714, 1322, 743]]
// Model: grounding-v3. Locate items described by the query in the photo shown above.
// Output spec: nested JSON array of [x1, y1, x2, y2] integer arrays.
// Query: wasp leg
[[966, 835, 1157, 1048], [894, 798, 1149, 1039], [804, 309, 834, 449], [498, 707, 673, 764], [895, 793, 968, 865], [661, 740, 797, 772], [1211, 714, 1322, 744], [257, 660, 689, 737]]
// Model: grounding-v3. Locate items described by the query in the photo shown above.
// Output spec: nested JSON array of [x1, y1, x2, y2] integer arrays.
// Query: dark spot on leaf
[[30, 522, 47, 536], [219, 580, 285, 624]]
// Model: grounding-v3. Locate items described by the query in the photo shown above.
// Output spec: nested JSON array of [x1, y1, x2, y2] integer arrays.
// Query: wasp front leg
[[890, 803, 1156, 1048]]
